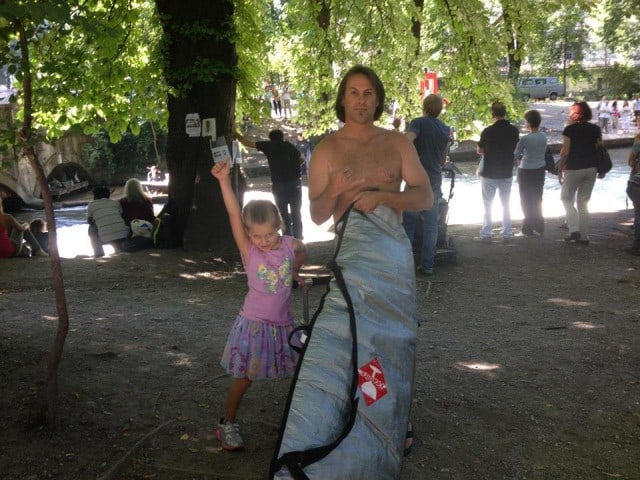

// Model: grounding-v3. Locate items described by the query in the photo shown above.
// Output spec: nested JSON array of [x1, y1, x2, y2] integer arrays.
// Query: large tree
[[0, 0, 165, 428]]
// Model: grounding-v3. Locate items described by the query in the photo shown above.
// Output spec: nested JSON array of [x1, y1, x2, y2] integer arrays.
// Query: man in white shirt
[[87, 186, 130, 257]]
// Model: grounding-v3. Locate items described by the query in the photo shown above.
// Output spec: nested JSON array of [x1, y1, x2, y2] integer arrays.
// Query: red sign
[[419, 71, 439, 98], [358, 358, 388, 406]]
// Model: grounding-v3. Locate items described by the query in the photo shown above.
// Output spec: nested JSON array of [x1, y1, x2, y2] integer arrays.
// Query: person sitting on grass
[[87, 186, 130, 258], [0, 194, 48, 258], [29, 218, 49, 254]]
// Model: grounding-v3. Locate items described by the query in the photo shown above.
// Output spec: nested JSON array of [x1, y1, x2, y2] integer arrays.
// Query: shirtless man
[[304, 65, 431, 464], [308, 65, 432, 225]]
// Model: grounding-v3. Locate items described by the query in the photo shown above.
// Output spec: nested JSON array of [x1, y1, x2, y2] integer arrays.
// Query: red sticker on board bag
[[358, 358, 388, 406]]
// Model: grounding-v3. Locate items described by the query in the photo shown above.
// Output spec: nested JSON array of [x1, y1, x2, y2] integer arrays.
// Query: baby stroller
[[434, 161, 458, 266]]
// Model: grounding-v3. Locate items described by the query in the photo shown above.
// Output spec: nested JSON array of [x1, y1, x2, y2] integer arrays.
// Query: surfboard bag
[[270, 206, 418, 480]]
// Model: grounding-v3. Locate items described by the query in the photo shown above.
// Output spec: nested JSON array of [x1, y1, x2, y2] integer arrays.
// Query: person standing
[[235, 129, 304, 239], [597, 96, 611, 133], [626, 132, 640, 255], [294, 131, 312, 176], [514, 109, 547, 236], [633, 95, 640, 126], [271, 87, 282, 118], [621, 99, 632, 132], [281, 86, 293, 119], [477, 101, 520, 243], [403, 93, 452, 276], [558, 101, 602, 245], [271, 65, 431, 478], [211, 159, 306, 451]]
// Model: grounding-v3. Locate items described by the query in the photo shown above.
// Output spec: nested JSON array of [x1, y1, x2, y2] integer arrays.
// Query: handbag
[[596, 145, 612, 175], [544, 147, 558, 175]]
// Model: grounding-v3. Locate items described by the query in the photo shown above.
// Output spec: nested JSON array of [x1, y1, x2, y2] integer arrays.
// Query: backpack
[[152, 212, 179, 249]]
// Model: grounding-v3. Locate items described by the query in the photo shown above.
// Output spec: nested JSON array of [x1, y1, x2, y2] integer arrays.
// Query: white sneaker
[[216, 418, 244, 451]]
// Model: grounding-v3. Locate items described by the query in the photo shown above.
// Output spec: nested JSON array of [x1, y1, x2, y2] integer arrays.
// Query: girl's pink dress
[[220, 236, 300, 380]]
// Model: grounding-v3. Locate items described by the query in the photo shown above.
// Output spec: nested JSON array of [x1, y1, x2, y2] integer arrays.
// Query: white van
[[517, 77, 565, 101]]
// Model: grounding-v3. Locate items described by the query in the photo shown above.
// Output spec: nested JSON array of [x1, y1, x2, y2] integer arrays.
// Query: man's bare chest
[[334, 142, 401, 184]]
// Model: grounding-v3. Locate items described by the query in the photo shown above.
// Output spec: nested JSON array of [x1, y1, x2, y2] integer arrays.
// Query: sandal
[[404, 421, 414, 457]]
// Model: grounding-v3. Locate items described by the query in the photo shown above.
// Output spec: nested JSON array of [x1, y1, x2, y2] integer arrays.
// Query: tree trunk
[[17, 20, 70, 429], [155, 0, 240, 251]]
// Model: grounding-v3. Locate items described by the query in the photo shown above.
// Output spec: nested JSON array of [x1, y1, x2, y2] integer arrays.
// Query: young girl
[[211, 159, 306, 451]]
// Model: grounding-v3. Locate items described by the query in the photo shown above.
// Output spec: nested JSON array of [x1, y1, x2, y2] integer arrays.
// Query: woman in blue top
[[514, 109, 547, 236]]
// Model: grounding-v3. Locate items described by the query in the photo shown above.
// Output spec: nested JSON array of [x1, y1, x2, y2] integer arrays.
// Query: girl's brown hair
[[242, 200, 284, 231]]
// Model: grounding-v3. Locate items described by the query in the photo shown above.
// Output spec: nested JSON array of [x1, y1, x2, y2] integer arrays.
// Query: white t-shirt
[[88, 198, 130, 242]]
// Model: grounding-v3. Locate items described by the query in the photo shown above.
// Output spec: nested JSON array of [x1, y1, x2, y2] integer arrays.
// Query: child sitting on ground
[[29, 219, 49, 253]]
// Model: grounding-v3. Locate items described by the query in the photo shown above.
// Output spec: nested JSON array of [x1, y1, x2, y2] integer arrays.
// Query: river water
[[14, 148, 635, 258]]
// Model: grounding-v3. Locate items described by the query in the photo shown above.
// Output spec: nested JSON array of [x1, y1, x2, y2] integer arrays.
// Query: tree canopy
[[0, 0, 632, 148]]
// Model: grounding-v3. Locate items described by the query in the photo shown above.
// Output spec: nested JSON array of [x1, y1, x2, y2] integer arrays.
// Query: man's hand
[[326, 163, 366, 199], [352, 190, 379, 213]]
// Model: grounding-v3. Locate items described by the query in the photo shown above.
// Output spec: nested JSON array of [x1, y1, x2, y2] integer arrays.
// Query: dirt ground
[[2, 200, 640, 479], [2, 113, 640, 479]]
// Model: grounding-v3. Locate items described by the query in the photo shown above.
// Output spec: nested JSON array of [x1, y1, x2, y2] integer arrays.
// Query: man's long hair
[[334, 65, 385, 123]]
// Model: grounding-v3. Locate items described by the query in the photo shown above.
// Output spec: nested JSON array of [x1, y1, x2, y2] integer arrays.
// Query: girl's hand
[[210, 158, 231, 181], [293, 272, 307, 289]]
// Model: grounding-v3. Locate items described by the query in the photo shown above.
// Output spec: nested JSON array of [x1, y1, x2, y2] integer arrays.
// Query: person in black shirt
[[235, 129, 304, 239], [477, 102, 520, 243]]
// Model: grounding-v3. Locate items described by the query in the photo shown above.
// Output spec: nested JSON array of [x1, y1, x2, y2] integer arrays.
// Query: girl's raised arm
[[211, 160, 250, 261]]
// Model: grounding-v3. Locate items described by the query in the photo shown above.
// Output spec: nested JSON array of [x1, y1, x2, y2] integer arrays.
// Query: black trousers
[[272, 179, 303, 239], [517, 167, 545, 234]]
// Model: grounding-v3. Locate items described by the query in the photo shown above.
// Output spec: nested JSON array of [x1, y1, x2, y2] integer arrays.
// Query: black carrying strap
[[271, 206, 361, 479]]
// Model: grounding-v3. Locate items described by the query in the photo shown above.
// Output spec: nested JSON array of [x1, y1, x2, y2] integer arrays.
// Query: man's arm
[[308, 138, 365, 225], [558, 135, 571, 180], [234, 130, 257, 149], [352, 133, 432, 214], [5, 214, 27, 232], [477, 127, 487, 155]]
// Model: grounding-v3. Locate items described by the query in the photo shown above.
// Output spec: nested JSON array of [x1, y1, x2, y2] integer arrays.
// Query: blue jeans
[[480, 176, 513, 239], [403, 186, 441, 270]]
